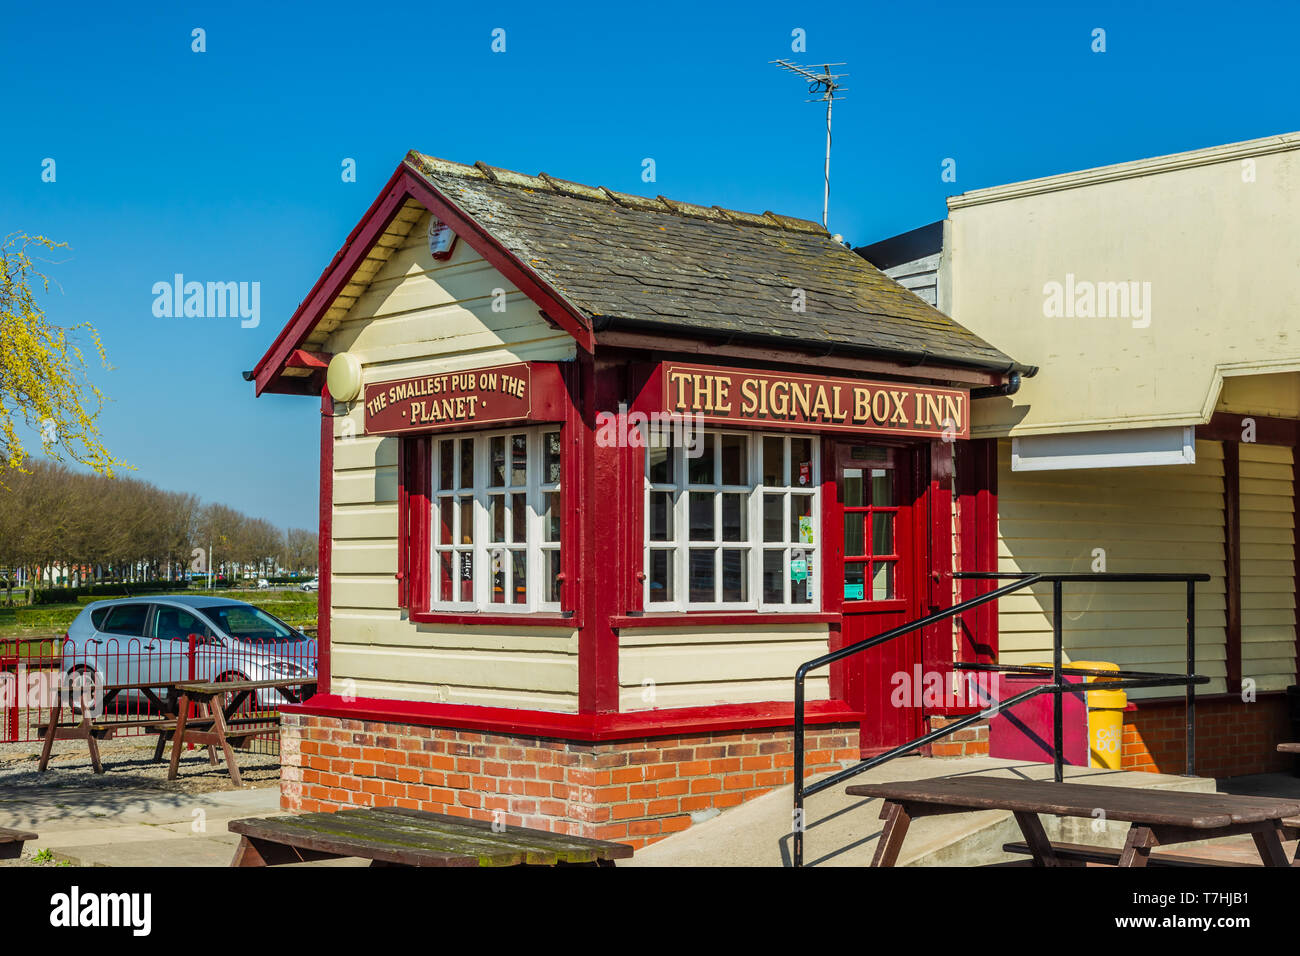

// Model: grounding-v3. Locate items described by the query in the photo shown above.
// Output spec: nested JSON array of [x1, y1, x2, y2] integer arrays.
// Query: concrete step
[[624, 756, 1216, 867]]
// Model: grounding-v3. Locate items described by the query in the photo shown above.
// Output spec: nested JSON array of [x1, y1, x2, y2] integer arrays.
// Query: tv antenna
[[771, 60, 848, 229]]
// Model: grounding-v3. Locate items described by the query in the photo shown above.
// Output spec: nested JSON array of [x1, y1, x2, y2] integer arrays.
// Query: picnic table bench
[[228, 808, 634, 867], [170, 678, 315, 787], [36, 677, 313, 783], [845, 777, 1300, 867], [0, 827, 38, 861]]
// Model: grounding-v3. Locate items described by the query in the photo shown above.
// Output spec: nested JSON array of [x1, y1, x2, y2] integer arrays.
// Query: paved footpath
[[0, 782, 361, 867]]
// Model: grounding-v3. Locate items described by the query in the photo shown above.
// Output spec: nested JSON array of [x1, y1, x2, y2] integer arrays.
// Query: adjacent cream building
[[860, 131, 1300, 775]]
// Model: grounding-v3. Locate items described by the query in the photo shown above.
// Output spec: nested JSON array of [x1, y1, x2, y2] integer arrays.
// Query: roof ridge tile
[[411, 150, 826, 234]]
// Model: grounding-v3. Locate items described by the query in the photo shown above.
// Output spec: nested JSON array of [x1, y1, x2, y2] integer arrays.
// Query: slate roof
[[406, 151, 1025, 374]]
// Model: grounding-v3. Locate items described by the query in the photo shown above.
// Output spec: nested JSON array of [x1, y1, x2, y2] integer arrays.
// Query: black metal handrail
[[791, 571, 1211, 867]]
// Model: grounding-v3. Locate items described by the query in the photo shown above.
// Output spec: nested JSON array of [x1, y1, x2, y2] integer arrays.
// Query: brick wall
[[281, 714, 859, 849], [926, 716, 989, 757], [1122, 695, 1292, 778]]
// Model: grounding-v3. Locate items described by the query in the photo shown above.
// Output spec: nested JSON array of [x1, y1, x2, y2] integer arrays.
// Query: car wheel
[[65, 665, 102, 715]]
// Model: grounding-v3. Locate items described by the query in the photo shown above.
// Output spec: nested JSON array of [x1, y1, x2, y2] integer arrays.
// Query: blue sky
[[3, 0, 1296, 529]]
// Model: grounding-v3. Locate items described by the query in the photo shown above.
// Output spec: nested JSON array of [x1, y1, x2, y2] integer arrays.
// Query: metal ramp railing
[[791, 572, 1212, 867]]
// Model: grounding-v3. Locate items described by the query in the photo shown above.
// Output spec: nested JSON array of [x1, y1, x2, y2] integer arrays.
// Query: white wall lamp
[[326, 352, 363, 403]]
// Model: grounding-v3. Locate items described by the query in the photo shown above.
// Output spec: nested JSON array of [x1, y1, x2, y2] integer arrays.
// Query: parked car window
[[151, 606, 210, 642], [100, 604, 148, 637], [200, 605, 305, 643], [89, 607, 111, 630]]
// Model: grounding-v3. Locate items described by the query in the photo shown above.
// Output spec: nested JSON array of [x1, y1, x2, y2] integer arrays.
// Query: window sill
[[611, 612, 838, 629], [407, 610, 579, 628]]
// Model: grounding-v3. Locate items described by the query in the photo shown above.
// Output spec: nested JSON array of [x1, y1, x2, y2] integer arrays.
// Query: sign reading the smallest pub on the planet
[[364, 362, 532, 435], [663, 362, 969, 439]]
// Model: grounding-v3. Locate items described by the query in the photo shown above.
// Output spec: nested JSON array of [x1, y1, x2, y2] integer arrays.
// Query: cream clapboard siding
[[619, 625, 830, 711], [323, 209, 580, 711], [996, 439, 1228, 697], [1240, 443, 1296, 691]]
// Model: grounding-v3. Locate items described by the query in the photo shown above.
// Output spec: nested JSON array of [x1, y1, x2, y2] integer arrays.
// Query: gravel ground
[[0, 734, 282, 795]]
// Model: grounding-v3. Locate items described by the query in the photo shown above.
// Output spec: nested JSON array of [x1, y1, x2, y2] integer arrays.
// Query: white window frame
[[430, 425, 562, 614], [643, 429, 820, 612]]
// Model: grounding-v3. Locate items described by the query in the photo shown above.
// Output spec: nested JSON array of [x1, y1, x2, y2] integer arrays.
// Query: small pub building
[[250, 152, 1030, 845]]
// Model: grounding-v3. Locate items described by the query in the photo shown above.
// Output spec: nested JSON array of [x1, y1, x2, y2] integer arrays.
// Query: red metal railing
[[1, 634, 317, 756]]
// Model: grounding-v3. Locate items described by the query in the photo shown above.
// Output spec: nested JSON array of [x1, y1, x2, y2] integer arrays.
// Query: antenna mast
[[771, 60, 848, 229]]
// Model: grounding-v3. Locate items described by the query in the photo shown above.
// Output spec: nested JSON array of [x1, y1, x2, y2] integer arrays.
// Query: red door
[[827, 441, 928, 754]]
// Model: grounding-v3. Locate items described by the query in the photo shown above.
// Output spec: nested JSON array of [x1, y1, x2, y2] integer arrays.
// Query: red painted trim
[[956, 439, 998, 664], [1223, 440, 1242, 694], [821, 438, 846, 702], [317, 387, 333, 693], [280, 693, 862, 741], [254, 166, 410, 395], [611, 613, 839, 629], [579, 354, 621, 713], [559, 361, 582, 617], [288, 349, 331, 369], [252, 162, 595, 396], [922, 441, 953, 684], [408, 612, 578, 628], [408, 438, 431, 610]]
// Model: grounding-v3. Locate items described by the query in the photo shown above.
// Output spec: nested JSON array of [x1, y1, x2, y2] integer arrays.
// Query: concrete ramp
[[624, 756, 1216, 867]]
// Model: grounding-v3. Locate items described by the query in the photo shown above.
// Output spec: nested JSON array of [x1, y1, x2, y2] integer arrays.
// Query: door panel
[[829, 442, 926, 753]]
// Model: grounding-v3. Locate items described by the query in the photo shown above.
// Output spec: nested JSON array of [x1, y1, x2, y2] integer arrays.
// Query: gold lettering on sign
[[365, 362, 534, 435], [661, 363, 969, 439]]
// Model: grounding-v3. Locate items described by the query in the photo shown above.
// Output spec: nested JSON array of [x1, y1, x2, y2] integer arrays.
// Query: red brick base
[[927, 716, 990, 757], [280, 714, 859, 849], [1122, 694, 1292, 778]]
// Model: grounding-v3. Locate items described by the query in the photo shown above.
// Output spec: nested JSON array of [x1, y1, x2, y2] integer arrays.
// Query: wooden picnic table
[[228, 808, 634, 867], [170, 678, 315, 786], [846, 777, 1300, 867], [37, 676, 314, 781], [38, 680, 181, 773]]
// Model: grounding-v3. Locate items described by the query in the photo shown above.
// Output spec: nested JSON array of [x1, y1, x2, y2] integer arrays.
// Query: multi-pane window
[[432, 427, 562, 612], [645, 430, 819, 611], [842, 451, 899, 601]]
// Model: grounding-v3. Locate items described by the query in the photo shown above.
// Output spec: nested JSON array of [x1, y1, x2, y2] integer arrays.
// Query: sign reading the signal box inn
[[661, 363, 969, 439], [365, 362, 533, 436]]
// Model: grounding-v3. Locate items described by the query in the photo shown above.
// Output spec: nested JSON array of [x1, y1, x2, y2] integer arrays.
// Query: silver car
[[63, 595, 317, 712]]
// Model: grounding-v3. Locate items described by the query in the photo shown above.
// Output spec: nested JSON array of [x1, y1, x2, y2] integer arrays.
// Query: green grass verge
[[0, 589, 318, 639]]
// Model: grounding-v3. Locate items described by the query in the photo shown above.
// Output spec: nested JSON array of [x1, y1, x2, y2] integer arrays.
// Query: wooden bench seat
[[36, 717, 173, 738], [1002, 839, 1257, 867], [0, 826, 38, 860], [228, 808, 634, 867]]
